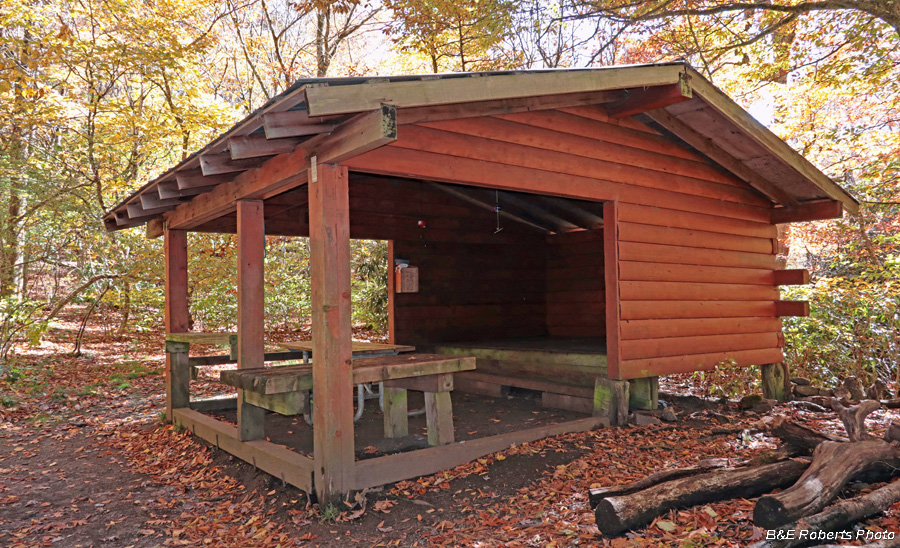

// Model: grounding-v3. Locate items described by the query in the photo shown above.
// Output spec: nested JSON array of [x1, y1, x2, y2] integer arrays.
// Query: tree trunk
[[750, 478, 900, 548], [754, 440, 900, 529], [594, 459, 809, 536], [589, 458, 729, 508]]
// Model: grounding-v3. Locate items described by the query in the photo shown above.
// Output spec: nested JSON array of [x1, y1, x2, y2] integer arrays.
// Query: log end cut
[[753, 494, 791, 529], [594, 498, 629, 536]]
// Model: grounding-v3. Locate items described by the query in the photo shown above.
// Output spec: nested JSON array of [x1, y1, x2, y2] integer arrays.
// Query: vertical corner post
[[309, 163, 354, 505], [237, 200, 266, 441], [164, 228, 190, 419], [603, 201, 621, 379], [762, 362, 790, 402]]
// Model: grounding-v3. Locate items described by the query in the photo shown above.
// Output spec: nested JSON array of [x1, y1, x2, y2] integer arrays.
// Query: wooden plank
[[774, 269, 810, 285], [237, 200, 266, 441], [619, 347, 784, 378], [244, 391, 307, 415], [166, 332, 236, 346], [200, 151, 264, 175], [645, 107, 798, 206], [175, 170, 233, 190], [605, 80, 691, 118], [280, 341, 415, 355], [352, 416, 610, 490], [228, 134, 303, 160], [172, 408, 314, 492], [604, 201, 621, 380], [617, 203, 776, 239], [618, 222, 774, 254], [689, 72, 858, 213], [771, 200, 843, 223], [165, 105, 397, 230], [619, 242, 778, 269], [140, 192, 185, 210], [628, 376, 659, 410], [402, 124, 771, 207], [434, 344, 606, 367], [621, 317, 782, 340], [305, 65, 685, 116], [621, 300, 775, 320], [382, 387, 408, 438], [164, 229, 190, 418], [620, 281, 779, 301], [456, 371, 595, 398], [345, 147, 772, 223], [620, 261, 775, 285], [158, 181, 216, 200], [146, 217, 164, 239], [309, 163, 354, 505], [542, 392, 593, 414], [775, 300, 810, 317], [621, 332, 782, 360], [262, 110, 338, 139], [384, 373, 453, 393], [188, 396, 237, 412], [425, 392, 454, 446], [595, 378, 629, 425], [397, 90, 623, 125]]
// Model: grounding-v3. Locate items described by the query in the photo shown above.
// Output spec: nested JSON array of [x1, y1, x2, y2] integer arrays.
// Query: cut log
[[770, 418, 847, 452], [753, 440, 900, 529], [843, 376, 865, 401], [832, 399, 880, 442], [594, 459, 809, 536], [589, 458, 728, 508], [749, 478, 900, 548]]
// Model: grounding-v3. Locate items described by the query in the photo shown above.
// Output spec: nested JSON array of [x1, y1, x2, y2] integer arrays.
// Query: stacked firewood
[[590, 397, 900, 547]]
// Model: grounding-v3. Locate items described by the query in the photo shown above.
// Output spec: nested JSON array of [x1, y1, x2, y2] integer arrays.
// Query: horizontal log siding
[[345, 107, 783, 379], [546, 230, 605, 337]]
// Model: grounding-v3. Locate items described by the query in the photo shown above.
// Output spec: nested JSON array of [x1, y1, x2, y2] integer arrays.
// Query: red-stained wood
[[775, 300, 810, 317], [771, 200, 843, 224], [621, 300, 776, 320], [618, 222, 775, 254], [558, 104, 661, 134], [398, 124, 771, 207], [547, 230, 605, 337], [620, 332, 781, 360], [621, 317, 782, 341], [619, 347, 785, 379], [774, 269, 810, 285], [164, 228, 190, 417], [605, 201, 622, 379], [619, 242, 779, 269], [617, 203, 776, 239], [620, 281, 779, 301], [605, 82, 691, 118], [345, 146, 771, 223], [236, 200, 266, 441], [387, 240, 396, 344], [309, 163, 354, 505], [619, 262, 774, 285]]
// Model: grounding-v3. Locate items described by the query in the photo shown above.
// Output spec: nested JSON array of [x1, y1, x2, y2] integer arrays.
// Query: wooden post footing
[[762, 362, 790, 402], [594, 378, 629, 426], [628, 377, 659, 410]]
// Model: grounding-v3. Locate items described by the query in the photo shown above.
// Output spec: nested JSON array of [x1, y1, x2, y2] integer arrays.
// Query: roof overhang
[[103, 62, 858, 235]]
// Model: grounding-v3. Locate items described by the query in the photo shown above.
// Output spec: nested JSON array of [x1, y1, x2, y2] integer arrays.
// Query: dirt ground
[[3, 315, 900, 547]]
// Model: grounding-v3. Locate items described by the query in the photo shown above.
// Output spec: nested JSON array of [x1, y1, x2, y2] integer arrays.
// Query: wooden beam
[[309, 163, 354, 505], [645, 108, 799, 207], [165, 105, 397, 230], [428, 183, 553, 233], [305, 64, 685, 116], [771, 200, 843, 224], [140, 192, 185, 210], [688, 69, 858, 214], [396, 90, 624, 125], [775, 300, 810, 317], [536, 196, 604, 229], [126, 202, 175, 220], [604, 201, 622, 380], [237, 201, 266, 441], [228, 134, 304, 160], [605, 79, 692, 119], [164, 229, 190, 418], [158, 180, 216, 200], [262, 110, 338, 139], [200, 151, 265, 176], [498, 191, 579, 232], [146, 217, 164, 239], [175, 170, 233, 190], [773, 269, 810, 286]]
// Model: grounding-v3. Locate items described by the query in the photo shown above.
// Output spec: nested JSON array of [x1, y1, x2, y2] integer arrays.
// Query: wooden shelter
[[104, 62, 858, 504]]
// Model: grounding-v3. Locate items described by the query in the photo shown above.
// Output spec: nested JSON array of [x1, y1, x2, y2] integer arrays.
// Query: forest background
[[0, 0, 898, 393]]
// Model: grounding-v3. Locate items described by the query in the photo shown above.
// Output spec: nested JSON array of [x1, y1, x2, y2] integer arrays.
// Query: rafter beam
[[605, 77, 692, 119], [771, 200, 843, 224], [535, 196, 604, 230], [165, 105, 397, 230], [646, 108, 799, 207], [497, 191, 579, 232], [175, 170, 233, 190], [429, 183, 552, 234], [158, 181, 216, 200], [228, 134, 304, 160], [199, 152, 266, 176], [262, 111, 339, 139], [140, 191, 187, 210]]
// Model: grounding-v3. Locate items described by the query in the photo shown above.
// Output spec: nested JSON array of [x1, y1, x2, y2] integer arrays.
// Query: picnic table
[[219, 347, 476, 446]]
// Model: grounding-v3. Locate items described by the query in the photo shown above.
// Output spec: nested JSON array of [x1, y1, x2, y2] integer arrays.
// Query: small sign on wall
[[395, 263, 419, 293]]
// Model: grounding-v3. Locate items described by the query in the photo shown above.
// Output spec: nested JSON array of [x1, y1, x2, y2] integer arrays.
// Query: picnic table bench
[[220, 353, 476, 446]]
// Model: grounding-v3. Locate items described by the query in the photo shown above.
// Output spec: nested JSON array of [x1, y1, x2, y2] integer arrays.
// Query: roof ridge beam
[[605, 75, 692, 119]]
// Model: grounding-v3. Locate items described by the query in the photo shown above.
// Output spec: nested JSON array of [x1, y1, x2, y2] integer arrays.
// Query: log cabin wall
[[346, 104, 786, 380], [546, 230, 605, 338]]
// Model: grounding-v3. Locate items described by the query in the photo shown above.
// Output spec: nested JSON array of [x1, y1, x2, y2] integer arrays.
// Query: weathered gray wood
[[628, 377, 658, 410], [244, 390, 307, 415], [384, 372, 453, 393], [762, 362, 790, 402], [595, 377, 629, 425], [189, 395, 238, 411], [833, 399, 881, 442], [543, 392, 593, 414], [590, 458, 729, 508], [595, 460, 809, 536], [382, 387, 408, 438], [425, 391, 454, 446]]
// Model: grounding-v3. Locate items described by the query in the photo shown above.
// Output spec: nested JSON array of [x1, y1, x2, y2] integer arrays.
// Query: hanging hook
[[493, 191, 503, 234]]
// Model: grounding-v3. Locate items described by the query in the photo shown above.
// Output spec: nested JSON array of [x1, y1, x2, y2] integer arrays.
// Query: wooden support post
[[628, 377, 659, 410], [594, 377, 629, 426], [164, 228, 190, 420], [382, 387, 408, 438], [762, 362, 790, 402], [309, 163, 354, 506], [604, 201, 622, 379], [237, 200, 266, 441], [425, 392, 455, 446]]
